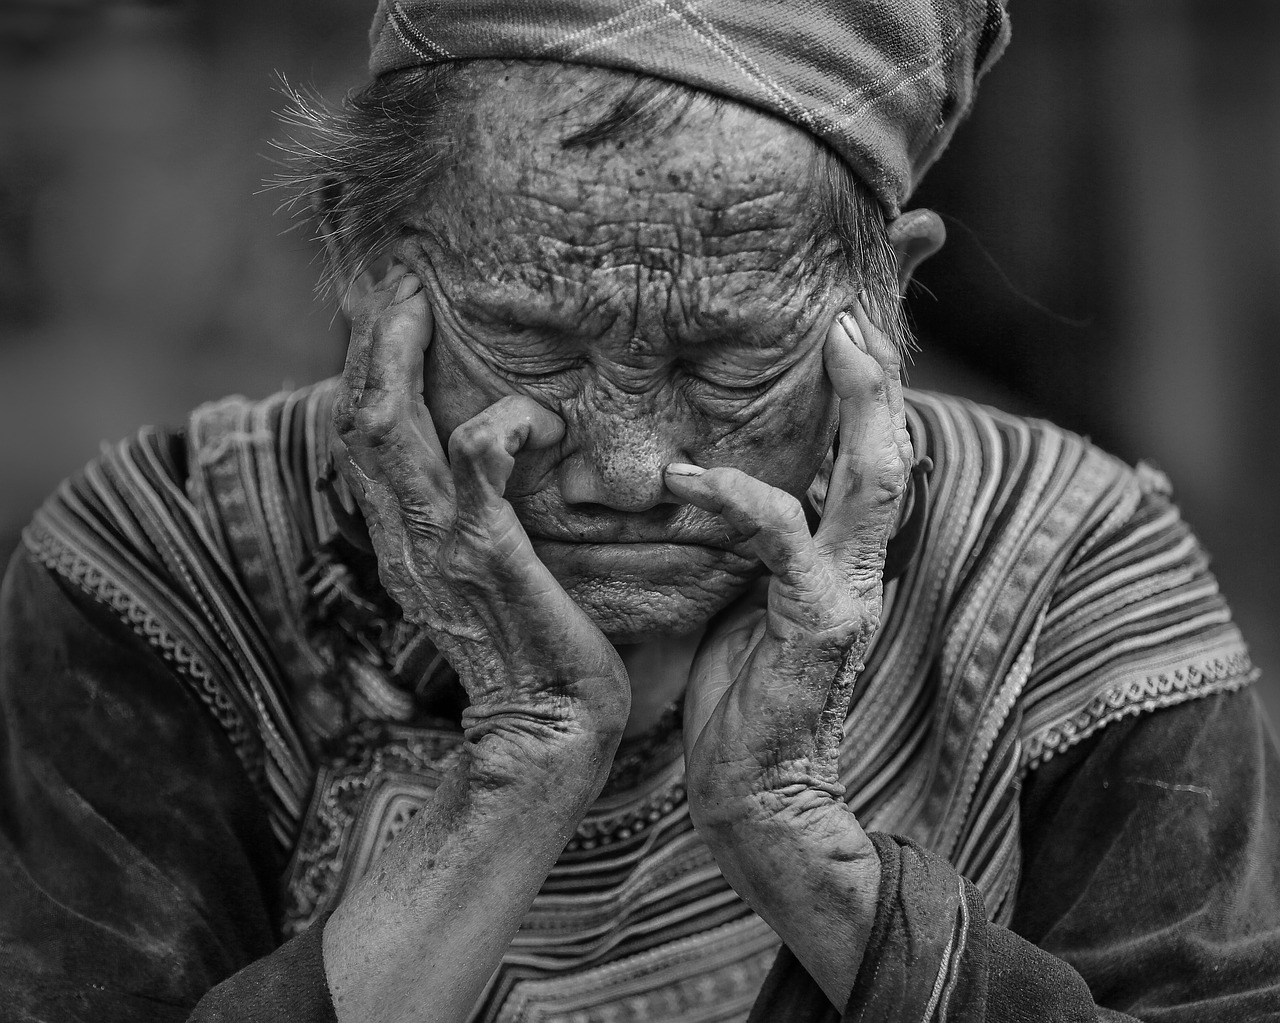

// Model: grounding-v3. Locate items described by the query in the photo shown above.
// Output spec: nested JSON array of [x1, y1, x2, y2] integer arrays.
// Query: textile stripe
[[26, 382, 1257, 1021]]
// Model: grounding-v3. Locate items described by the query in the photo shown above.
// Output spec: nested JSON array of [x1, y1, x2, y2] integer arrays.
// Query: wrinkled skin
[[398, 64, 853, 643], [323, 63, 928, 1022]]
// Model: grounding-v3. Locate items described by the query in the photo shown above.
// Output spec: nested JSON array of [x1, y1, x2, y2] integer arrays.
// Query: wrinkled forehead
[[409, 65, 829, 321], [455, 67, 815, 210]]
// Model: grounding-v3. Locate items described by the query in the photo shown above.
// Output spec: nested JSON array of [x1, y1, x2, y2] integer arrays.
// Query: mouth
[[530, 537, 758, 572], [522, 517, 743, 549], [527, 529, 734, 546]]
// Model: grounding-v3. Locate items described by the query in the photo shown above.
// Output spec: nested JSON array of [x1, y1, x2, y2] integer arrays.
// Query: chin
[[531, 540, 762, 644]]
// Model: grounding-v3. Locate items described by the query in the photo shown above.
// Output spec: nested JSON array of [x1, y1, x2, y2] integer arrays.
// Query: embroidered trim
[[280, 719, 464, 935], [23, 522, 264, 783], [568, 778, 687, 854], [1022, 651, 1258, 771]]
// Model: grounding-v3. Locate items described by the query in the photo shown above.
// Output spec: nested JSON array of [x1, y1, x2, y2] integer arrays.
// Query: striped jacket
[[15, 382, 1257, 1021]]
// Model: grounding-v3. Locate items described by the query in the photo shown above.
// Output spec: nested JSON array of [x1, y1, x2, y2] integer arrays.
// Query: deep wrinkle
[[392, 63, 857, 641]]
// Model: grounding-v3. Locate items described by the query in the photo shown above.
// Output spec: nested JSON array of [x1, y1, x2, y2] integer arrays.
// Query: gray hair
[[278, 62, 911, 355]]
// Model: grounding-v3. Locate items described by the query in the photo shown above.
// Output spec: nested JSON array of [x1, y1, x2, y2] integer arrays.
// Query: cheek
[[700, 359, 838, 494], [422, 332, 567, 496], [422, 334, 509, 444]]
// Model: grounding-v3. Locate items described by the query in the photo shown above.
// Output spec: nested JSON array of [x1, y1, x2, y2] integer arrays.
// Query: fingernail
[[838, 312, 868, 354], [665, 462, 704, 477], [394, 274, 422, 302]]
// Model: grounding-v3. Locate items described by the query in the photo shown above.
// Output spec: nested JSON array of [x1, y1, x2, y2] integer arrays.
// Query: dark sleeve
[[0, 548, 339, 1022], [747, 687, 1280, 1022]]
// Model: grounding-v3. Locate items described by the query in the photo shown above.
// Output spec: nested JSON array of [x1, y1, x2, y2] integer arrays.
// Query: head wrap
[[367, 0, 1009, 216]]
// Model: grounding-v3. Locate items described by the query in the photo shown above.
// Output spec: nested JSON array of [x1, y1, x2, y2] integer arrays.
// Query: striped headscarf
[[367, 0, 1011, 215]]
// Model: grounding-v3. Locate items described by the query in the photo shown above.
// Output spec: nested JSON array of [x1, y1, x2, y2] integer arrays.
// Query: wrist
[[699, 789, 873, 874], [702, 798, 881, 1010], [688, 762, 847, 839], [463, 715, 622, 814]]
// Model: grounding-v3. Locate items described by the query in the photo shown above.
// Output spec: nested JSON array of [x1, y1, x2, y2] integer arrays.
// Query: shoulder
[[182, 379, 340, 555], [902, 389, 1144, 620], [901, 391, 1257, 769], [19, 381, 338, 844], [905, 388, 1139, 525], [22, 380, 337, 651]]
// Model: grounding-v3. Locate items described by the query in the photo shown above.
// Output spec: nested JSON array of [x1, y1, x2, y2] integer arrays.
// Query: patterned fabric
[[23, 381, 1256, 1023], [366, 0, 1011, 214]]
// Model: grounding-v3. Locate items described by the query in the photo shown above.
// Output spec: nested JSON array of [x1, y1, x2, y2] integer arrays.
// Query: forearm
[[713, 801, 1109, 1020], [323, 270, 633, 1022], [745, 832, 1118, 1023], [706, 796, 879, 1010], [322, 750, 601, 1023]]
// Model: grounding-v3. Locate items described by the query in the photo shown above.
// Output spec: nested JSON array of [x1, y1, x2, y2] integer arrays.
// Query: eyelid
[[491, 356, 589, 380], [675, 361, 780, 398], [478, 317, 552, 338], [676, 352, 780, 383]]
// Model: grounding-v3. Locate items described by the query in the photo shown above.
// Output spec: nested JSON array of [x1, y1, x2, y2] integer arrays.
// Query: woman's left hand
[[663, 300, 911, 1009]]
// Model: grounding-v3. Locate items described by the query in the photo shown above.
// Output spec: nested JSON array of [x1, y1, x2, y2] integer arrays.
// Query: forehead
[[410, 66, 830, 332]]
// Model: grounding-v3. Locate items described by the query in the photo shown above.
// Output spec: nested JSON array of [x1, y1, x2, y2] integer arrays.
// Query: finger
[[336, 267, 416, 424], [356, 274, 435, 431], [664, 461, 857, 648], [666, 467, 871, 760], [336, 271, 434, 449], [814, 307, 909, 581], [334, 273, 453, 513], [849, 301, 912, 470], [448, 395, 565, 535], [664, 464, 825, 592], [846, 302, 904, 425]]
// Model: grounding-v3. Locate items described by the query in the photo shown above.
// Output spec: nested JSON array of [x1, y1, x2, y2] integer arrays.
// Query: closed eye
[[675, 359, 779, 399], [490, 357, 589, 381]]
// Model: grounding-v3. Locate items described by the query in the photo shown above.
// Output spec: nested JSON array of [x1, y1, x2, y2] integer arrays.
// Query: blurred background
[[2, 0, 1277, 716]]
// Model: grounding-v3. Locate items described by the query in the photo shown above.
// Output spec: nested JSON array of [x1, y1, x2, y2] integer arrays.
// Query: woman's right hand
[[323, 267, 630, 1023], [332, 267, 631, 797]]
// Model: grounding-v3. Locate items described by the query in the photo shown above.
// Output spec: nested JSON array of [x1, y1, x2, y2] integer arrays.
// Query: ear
[[313, 174, 396, 324], [887, 209, 945, 293]]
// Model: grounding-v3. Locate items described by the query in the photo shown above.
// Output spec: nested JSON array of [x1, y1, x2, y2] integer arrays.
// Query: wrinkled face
[[399, 65, 854, 642]]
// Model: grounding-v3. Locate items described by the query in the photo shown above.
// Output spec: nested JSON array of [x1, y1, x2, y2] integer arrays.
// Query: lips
[[531, 538, 760, 580], [514, 501, 743, 549], [523, 522, 742, 549]]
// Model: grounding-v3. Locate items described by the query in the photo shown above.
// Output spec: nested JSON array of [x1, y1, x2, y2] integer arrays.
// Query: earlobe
[[887, 209, 946, 293]]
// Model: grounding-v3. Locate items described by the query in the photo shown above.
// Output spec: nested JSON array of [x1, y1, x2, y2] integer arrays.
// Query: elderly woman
[[4, 2, 1280, 1021]]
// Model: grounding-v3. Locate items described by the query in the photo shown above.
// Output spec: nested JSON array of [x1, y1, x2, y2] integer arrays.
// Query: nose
[[558, 390, 689, 512]]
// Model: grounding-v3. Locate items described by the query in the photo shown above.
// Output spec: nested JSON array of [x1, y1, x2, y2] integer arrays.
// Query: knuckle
[[350, 403, 398, 447], [333, 384, 398, 445], [871, 455, 908, 500], [449, 419, 502, 463], [753, 487, 805, 535], [332, 394, 358, 437], [770, 491, 808, 531], [815, 614, 866, 655], [437, 534, 488, 587], [368, 310, 400, 347]]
